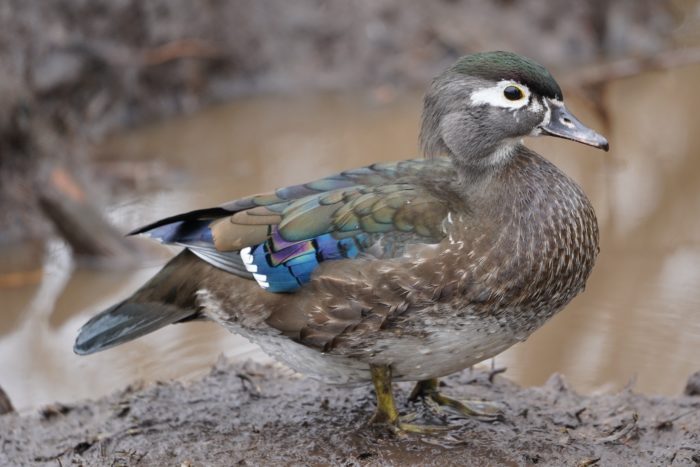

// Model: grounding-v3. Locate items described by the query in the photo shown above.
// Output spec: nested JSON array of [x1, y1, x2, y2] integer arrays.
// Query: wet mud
[[1, 360, 698, 466]]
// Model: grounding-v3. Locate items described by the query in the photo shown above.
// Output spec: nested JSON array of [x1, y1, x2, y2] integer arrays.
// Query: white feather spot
[[240, 247, 254, 263], [241, 247, 263, 275], [530, 97, 543, 113], [531, 98, 553, 136]]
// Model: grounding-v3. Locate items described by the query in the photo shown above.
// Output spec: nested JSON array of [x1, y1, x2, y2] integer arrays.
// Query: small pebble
[[684, 370, 700, 396]]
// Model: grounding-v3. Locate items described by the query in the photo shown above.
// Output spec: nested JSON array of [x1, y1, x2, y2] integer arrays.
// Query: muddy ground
[[1, 360, 699, 466]]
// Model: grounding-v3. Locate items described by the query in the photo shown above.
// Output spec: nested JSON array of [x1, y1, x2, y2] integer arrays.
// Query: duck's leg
[[369, 364, 399, 425], [408, 378, 503, 421], [369, 365, 445, 434]]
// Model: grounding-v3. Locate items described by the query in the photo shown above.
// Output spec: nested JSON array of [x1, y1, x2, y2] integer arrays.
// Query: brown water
[[2, 65, 700, 411]]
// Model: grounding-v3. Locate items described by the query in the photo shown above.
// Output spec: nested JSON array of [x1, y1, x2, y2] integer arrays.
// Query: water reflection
[[2, 65, 699, 410]]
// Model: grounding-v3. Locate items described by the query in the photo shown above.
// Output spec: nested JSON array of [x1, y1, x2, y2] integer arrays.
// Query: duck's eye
[[503, 85, 524, 101]]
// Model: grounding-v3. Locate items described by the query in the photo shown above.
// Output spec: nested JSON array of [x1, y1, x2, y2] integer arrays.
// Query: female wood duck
[[75, 51, 608, 432]]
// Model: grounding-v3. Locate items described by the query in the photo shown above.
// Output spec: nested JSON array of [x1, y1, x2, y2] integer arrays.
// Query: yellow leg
[[409, 378, 503, 421], [370, 364, 399, 425], [369, 365, 447, 434]]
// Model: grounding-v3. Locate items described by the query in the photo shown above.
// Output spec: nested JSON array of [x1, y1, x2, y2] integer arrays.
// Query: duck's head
[[420, 51, 608, 169]]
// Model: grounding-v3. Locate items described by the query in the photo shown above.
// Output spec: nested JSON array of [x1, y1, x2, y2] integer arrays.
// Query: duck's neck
[[450, 140, 522, 192]]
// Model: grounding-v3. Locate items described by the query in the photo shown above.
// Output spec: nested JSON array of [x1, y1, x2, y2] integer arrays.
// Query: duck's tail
[[73, 250, 205, 355]]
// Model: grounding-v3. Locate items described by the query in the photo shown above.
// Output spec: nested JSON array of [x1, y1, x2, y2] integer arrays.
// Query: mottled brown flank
[[197, 147, 598, 379]]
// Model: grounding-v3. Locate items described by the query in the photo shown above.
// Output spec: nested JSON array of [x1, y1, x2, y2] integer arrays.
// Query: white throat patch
[[470, 80, 531, 111]]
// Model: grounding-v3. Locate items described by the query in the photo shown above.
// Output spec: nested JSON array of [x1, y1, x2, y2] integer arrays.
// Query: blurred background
[[1, 0, 699, 411]]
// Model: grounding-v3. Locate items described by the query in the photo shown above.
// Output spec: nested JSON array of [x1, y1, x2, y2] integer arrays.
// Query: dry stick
[[141, 38, 223, 66], [561, 46, 700, 130], [564, 46, 700, 89], [37, 166, 141, 266]]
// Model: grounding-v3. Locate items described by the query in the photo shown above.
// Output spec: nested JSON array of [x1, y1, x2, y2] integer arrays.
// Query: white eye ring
[[470, 80, 531, 110]]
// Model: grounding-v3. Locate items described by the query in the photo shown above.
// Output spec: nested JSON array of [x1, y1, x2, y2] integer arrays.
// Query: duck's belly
[[370, 326, 521, 383], [198, 287, 558, 384], [248, 324, 520, 384], [213, 307, 530, 385]]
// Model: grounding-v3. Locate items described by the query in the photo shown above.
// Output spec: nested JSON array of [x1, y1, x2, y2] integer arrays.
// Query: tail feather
[[73, 250, 207, 355], [73, 302, 194, 355]]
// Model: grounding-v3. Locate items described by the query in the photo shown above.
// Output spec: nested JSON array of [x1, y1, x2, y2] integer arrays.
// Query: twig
[[597, 412, 639, 444], [655, 409, 698, 430], [142, 39, 222, 66], [488, 366, 507, 383], [563, 46, 700, 89], [576, 457, 601, 467], [37, 166, 142, 265]]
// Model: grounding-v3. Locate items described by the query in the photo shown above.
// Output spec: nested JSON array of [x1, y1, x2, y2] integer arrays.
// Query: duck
[[74, 51, 608, 432]]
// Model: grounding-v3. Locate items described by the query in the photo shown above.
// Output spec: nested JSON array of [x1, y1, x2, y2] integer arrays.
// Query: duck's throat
[[451, 140, 522, 187]]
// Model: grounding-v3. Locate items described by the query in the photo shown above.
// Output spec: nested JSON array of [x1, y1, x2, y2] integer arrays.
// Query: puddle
[[2, 65, 700, 410]]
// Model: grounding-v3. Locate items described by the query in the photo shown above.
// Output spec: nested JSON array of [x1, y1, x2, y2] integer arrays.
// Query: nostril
[[561, 117, 572, 125]]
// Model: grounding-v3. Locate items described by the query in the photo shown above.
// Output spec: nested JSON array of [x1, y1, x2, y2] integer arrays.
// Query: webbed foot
[[409, 378, 504, 422], [369, 365, 448, 434]]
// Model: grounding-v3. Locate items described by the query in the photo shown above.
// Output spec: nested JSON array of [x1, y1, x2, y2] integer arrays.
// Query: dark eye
[[503, 85, 524, 101]]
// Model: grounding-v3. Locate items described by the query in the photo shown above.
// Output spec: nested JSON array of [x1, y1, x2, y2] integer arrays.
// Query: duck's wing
[[132, 158, 452, 293]]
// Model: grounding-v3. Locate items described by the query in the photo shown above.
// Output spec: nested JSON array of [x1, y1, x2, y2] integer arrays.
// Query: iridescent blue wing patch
[[240, 226, 370, 292]]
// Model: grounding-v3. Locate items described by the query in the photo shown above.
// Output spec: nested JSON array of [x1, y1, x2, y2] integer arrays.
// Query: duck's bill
[[540, 100, 609, 151]]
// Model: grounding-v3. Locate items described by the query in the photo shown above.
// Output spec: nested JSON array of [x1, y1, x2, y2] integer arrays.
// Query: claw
[[394, 418, 449, 435]]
